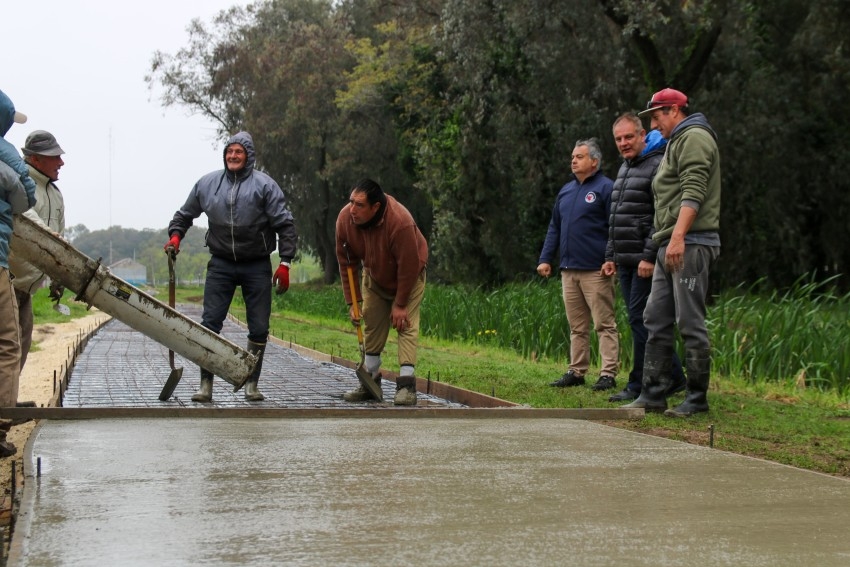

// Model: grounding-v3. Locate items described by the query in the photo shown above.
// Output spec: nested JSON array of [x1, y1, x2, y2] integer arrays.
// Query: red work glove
[[273, 263, 290, 294], [164, 234, 181, 256]]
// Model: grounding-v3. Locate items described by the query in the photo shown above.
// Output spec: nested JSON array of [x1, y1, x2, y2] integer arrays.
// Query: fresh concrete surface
[[10, 417, 850, 566], [8, 310, 850, 565]]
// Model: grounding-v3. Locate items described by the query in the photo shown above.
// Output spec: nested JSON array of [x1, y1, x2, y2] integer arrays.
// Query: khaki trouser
[[361, 269, 426, 368], [561, 269, 619, 377], [0, 268, 21, 407]]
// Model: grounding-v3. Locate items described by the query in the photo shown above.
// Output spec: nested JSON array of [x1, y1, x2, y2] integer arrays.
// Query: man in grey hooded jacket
[[166, 132, 297, 403]]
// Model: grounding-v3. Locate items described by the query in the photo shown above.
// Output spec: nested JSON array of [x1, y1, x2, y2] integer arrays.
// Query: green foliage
[[710, 275, 850, 393], [73, 225, 211, 286], [145, 0, 850, 292], [268, 278, 849, 395], [30, 286, 92, 323]]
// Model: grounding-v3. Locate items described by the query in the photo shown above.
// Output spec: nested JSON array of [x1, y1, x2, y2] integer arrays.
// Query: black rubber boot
[[621, 344, 674, 413], [244, 340, 266, 402], [191, 369, 214, 403], [665, 348, 711, 417]]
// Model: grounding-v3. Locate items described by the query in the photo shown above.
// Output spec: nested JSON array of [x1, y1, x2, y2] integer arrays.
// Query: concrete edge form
[[0, 406, 644, 420], [8, 420, 45, 564]]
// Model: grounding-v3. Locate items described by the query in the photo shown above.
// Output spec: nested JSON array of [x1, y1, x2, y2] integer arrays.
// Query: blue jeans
[[619, 264, 684, 392], [202, 255, 272, 344]]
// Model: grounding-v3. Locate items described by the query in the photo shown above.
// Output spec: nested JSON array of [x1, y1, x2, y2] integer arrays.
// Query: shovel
[[158, 247, 184, 401], [52, 300, 71, 316], [49, 282, 71, 315], [344, 244, 383, 402]]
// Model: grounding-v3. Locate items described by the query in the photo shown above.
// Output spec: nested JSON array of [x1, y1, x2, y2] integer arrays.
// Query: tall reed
[[274, 273, 849, 393]]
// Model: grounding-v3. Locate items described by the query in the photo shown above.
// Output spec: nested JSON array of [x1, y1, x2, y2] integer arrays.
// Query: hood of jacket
[[222, 131, 256, 180], [624, 130, 667, 168], [0, 90, 17, 137], [670, 112, 718, 142], [642, 129, 667, 155]]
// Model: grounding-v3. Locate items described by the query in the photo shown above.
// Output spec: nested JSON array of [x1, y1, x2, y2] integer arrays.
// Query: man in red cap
[[621, 88, 721, 417]]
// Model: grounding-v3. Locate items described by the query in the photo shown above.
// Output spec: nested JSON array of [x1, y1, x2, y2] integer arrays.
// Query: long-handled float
[[10, 214, 256, 393]]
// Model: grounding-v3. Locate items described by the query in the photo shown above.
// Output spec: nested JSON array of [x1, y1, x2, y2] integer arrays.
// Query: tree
[[598, 0, 728, 96], [147, 0, 421, 283], [64, 224, 90, 244], [146, 0, 850, 291]]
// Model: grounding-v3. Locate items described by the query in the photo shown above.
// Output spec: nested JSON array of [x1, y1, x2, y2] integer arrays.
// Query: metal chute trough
[[11, 214, 257, 392]]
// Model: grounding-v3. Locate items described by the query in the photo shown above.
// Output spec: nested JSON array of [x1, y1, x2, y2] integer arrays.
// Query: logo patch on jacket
[[584, 192, 597, 203]]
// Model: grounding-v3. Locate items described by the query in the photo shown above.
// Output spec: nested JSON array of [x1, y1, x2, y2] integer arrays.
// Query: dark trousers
[[645, 244, 719, 351], [14, 288, 32, 371], [202, 255, 272, 344], [619, 265, 684, 392]]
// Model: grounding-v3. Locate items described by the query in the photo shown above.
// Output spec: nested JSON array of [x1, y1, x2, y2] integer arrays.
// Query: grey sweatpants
[[644, 244, 719, 351]]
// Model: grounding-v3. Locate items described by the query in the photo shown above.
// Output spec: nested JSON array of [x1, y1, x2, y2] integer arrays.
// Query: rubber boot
[[621, 344, 674, 413], [191, 370, 214, 403], [0, 430, 16, 458], [664, 352, 687, 396], [665, 348, 711, 417], [244, 340, 266, 402]]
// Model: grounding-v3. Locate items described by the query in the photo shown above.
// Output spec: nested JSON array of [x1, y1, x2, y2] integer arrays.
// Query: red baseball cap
[[638, 88, 688, 116]]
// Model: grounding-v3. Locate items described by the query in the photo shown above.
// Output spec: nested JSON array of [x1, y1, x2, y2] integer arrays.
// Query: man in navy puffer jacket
[[602, 113, 685, 402]]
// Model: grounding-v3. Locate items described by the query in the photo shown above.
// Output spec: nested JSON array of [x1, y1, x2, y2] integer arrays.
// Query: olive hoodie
[[651, 113, 721, 245]]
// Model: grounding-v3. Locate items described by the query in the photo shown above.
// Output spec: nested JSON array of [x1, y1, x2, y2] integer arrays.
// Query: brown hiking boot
[[343, 375, 382, 402], [393, 376, 417, 406]]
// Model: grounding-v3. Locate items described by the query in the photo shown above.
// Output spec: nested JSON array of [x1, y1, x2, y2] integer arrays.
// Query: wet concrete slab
[[8, 307, 850, 565], [11, 417, 850, 566]]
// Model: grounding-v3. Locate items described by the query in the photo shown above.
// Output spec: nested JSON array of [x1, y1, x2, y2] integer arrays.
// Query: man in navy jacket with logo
[[537, 138, 619, 391]]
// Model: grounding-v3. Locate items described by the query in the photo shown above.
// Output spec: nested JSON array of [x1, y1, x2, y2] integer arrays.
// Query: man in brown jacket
[[335, 178, 428, 406]]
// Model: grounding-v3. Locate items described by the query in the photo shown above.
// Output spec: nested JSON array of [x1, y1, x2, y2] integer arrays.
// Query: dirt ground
[[1, 312, 111, 505]]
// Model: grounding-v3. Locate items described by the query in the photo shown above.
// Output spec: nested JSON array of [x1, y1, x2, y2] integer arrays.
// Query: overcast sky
[[2, 0, 250, 232]]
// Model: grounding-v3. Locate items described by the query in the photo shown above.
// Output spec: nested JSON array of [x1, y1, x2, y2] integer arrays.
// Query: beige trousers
[[561, 269, 619, 377], [361, 269, 426, 368], [0, 268, 21, 407]]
